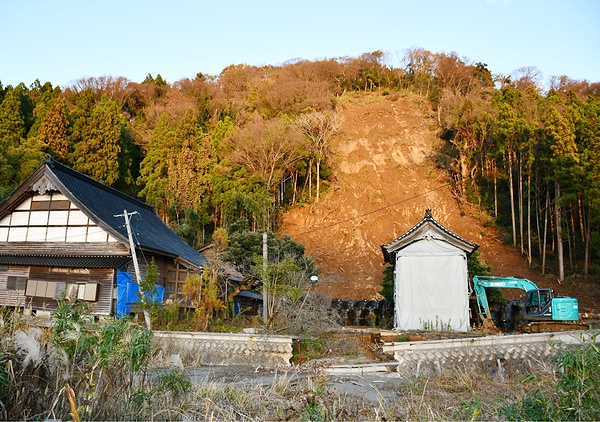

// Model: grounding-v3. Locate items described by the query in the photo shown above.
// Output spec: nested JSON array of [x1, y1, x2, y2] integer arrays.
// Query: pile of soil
[[280, 92, 600, 317]]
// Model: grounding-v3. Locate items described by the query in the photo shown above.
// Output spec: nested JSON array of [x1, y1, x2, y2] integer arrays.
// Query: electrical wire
[[290, 184, 447, 237], [131, 213, 149, 266]]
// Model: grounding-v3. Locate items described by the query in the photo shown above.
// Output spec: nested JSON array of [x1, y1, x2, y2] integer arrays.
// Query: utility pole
[[262, 232, 268, 323], [116, 209, 151, 330]]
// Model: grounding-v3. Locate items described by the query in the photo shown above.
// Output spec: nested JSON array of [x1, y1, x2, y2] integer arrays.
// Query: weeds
[[0, 300, 156, 421], [294, 338, 324, 362], [2, 301, 599, 421], [503, 332, 600, 421], [420, 316, 454, 331]]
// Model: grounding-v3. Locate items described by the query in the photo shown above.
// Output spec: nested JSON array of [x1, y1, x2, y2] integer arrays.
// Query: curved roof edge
[[0, 158, 208, 268], [381, 209, 479, 264]]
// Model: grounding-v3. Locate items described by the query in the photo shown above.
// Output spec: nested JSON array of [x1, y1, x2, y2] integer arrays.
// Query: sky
[[1, 0, 599, 89]]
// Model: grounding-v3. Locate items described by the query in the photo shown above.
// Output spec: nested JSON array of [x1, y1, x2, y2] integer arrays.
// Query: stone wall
[[382, 330, 599, 378], [152, 331, 294, 368]]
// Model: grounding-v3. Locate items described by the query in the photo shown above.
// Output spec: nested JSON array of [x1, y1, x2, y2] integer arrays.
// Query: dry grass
[[2, 305, 596, 421], [107, 357, 559, 421]]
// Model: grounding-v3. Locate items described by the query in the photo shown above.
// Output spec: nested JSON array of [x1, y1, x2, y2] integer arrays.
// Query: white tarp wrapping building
[[381, 209, 478, 332]]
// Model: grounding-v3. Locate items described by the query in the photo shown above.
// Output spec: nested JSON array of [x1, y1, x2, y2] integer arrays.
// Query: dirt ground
[[280, 92, 600, 317]]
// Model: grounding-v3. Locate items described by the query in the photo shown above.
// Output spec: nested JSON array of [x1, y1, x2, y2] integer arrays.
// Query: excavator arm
[[472, 275, 539, 323], [472, 275, 585, 333]]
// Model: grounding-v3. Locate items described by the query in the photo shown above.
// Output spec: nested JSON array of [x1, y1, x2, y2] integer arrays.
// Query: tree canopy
[[1, 49, 599, 281]]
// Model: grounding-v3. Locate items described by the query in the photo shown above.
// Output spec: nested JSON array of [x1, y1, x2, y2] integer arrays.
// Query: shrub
[[1, 299, 156, 421], [502, 333, 600, 421]]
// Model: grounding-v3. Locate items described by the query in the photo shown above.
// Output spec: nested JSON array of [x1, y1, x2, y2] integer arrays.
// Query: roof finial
[[425, 208, 432, 218]]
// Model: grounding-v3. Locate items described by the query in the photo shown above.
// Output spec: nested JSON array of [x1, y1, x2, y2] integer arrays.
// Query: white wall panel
[[15, 198, 31, 210], [7, 227, 27, 241], [11, 213, 29, 225], [87, 226, 109, 242], [29, 211, 49, 225], [27, 227, 47, 241], [52, 193, 68, 201], [46, 226, 66, 242], [49, 210, 69, 225], [66, 226, 87, 242], [32, 194, 52, 202], [68, 210, 89, 225]]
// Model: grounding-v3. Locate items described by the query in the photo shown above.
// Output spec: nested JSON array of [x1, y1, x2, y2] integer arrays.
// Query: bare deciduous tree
[[295, 110, 343, 202], [227, 115, 305, 192]]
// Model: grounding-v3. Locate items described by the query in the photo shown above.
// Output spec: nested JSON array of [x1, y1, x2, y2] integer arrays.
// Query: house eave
[[0, 254, 132, 269], [381, 209, 479, 264]]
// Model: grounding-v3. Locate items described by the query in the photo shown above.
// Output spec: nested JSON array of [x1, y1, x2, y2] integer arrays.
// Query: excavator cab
[[525, 289, 553, 318], [524, 288, 579, 321]]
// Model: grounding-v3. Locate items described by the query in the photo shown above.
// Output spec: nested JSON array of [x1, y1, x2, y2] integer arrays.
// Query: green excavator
[[472, 275, 588, 333]]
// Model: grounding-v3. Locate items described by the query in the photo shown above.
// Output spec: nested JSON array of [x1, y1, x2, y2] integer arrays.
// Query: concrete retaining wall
[[382, 330, 599, 378], [152, 331, 294, 368]]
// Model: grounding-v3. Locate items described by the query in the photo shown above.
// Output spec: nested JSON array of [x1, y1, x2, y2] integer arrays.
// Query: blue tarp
[[116, 270, 165, 318], [116, 270, 132, 318]]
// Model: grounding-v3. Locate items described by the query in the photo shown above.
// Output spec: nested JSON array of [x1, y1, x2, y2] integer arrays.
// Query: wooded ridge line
[[1, 49, 599, 280]]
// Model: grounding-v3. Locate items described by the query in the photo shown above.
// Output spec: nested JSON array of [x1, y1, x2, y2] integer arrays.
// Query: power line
[[289, 184, 447, 237], [129, 212, 149, 266]]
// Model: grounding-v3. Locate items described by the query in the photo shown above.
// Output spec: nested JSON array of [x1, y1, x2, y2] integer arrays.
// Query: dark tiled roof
[[0, 254, 131, 268], [199, 243, 245, 282], [7, 158, 207, 268], [381, 209, 479, 263], [235, 290, 263, 300]]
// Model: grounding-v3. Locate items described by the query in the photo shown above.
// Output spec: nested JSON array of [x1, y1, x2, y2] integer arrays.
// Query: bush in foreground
[[1, 301, 598, 421]]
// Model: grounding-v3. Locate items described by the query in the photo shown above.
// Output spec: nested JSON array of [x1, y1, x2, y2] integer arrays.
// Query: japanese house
[[381, 209, 478, 332], [198, 243, 263, 316], [0, 158, 207, 316]]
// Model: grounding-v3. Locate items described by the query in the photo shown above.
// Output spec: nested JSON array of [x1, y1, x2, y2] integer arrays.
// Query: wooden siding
[[5, 266, 116, 315], [122, 255, 167, 286], [0, 265, 30, 308], [164, 259, 201, 302], [1, 257, 199, 315], [0, 241, 129, 256], [122, 256, 201, 303]]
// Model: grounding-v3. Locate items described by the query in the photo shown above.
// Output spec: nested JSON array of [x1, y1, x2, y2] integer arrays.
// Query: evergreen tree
[[543, 105, 580, 282], [67, 88, 101, 166], [0, 85, 35, 195], [13, 136, 47, 182], [0, 86, 28, 154], [166, 109, 216, 245], [211, 163, 271, 229], [562, 93, 599, 277], [72, 95, 126, 185], [39, 96, 70, 159], [137, 113, 178, 219]]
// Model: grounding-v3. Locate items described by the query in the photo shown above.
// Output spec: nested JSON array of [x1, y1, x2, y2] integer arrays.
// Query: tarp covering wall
[[394, 238, 469, 332], [116, 270, 164, 318]]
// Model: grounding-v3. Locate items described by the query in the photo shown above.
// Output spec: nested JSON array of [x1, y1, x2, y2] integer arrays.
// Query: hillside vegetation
[[2, 49, 600, 422], [1, 48, 599, 315], [282, 91, 600, 317]]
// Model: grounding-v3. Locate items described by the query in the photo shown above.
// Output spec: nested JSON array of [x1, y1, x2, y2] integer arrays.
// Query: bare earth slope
[[280, 92, 599, 316]]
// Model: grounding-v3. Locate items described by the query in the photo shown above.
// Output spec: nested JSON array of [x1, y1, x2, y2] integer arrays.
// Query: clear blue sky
[[2, 0, 599, 89]]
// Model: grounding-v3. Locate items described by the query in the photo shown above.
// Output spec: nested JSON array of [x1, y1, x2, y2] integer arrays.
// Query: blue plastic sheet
[[116, 270, 164, 318]]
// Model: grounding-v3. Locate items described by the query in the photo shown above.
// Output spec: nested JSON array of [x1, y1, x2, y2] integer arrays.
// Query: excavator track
[[479, 314, 589, 335], [520, 321, 590, 333]]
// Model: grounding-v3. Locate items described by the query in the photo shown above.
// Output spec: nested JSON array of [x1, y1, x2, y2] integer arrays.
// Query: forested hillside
[[1, 48, 599, 302]]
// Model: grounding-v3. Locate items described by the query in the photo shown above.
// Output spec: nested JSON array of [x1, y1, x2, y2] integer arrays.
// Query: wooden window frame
[[7, 276, 27, 290], [25, 280, 99, 302], [49, 267, 90, 274], [164, 261, 196, 303]]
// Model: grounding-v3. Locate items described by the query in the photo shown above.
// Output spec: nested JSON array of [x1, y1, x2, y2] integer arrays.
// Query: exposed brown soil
[[280, 92, 600, 317]]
